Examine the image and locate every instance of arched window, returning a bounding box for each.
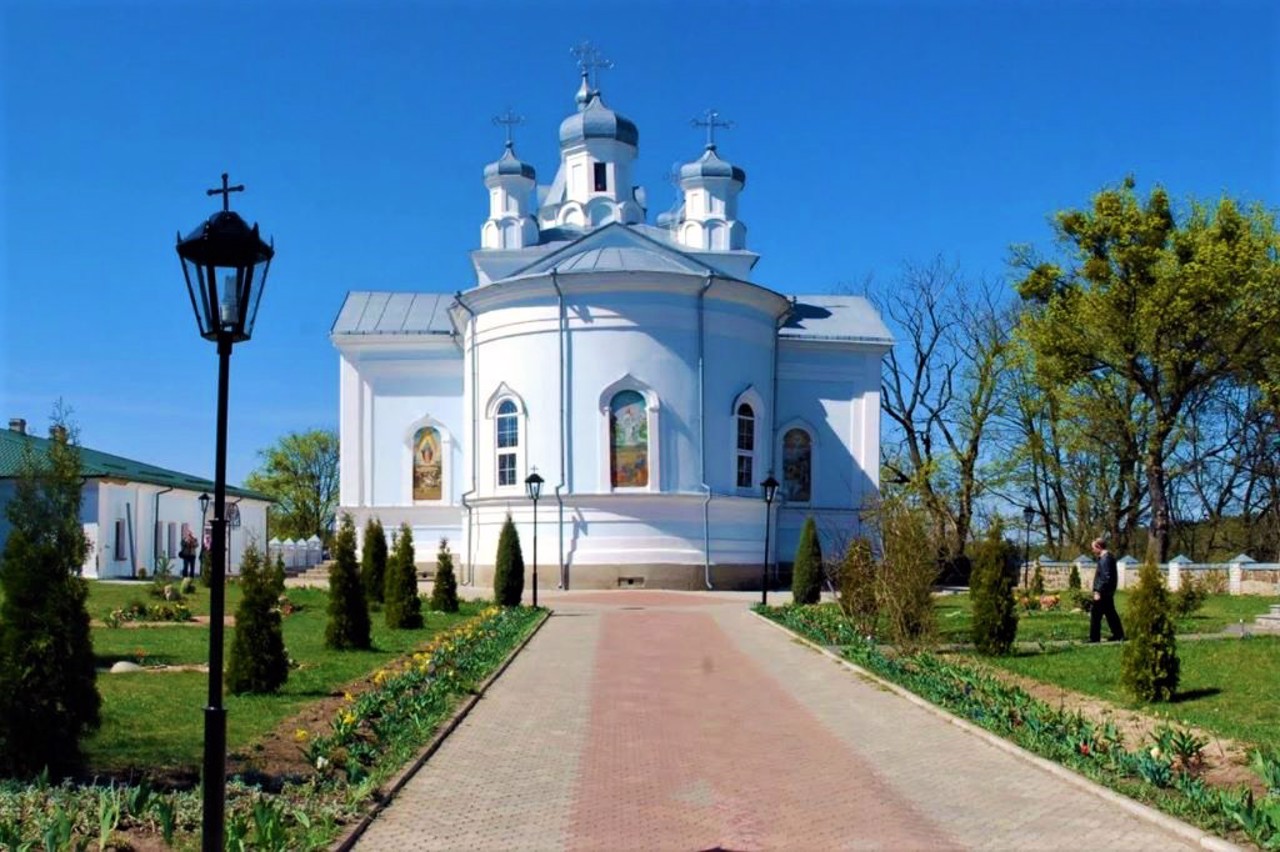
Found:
[782,428,812,503]
[736,403,755,488]
[413,426,443,501]
[610,390,648,487]
[496,399,519,487]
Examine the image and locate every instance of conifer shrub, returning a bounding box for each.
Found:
[324,514,371,650]
[384,523,423,629]
[273,552,287,596]
[493,514,525,607]
[791,516,823,605]
[1171,576,1209,618]
[837,536,878,638]
[360,517,388,605]
[1067,561,1081,592]
[430,537,460,613]
[1030,562,1046,596]
[199,547,212,587]
[1121,560,1181,702]
[227,541,289,694]
[0,416,101,777]
[969,526,1019,655]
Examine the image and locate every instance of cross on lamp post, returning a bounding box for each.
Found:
[760,475,780,606]
[1022,505,1035,588]
[176,173,274,852]
[525,471,544,608]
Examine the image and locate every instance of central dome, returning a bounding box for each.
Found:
[559,92,639,148]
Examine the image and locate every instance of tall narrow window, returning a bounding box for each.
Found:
[496,400,519,487]
[167,522,178,558]
[610,390,648,487]
[413,426,443,500]
[782,428,812,502]
[593,162,608,192]
[736,403,755,488]
[114,519,126,561]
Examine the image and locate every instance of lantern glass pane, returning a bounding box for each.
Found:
[244,257,270,339]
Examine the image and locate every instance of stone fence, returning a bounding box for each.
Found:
[1026,553,1280,595]
[267,536,325,571]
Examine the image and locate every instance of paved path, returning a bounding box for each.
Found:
[354,591,1201,851]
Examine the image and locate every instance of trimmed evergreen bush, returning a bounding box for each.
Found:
[199,547,212,587]
[0,418,100,777]
[430,537,460,613]
[791,516,823,605]
[969,526,1019,655]
[837,536,878,638]
[1121,560,1180,702]
[360,517,388,604]
[1067,561,1081,592]
[493,514,525,607]
[227,541,289,694]
[324,514,371,650]
[1030,562,1046,596]
[273,552,287,596]
[385,522,423,629]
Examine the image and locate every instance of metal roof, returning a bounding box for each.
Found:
[679,146,746,185]
[509,222,727,279]
[331,292,455,335]
[559,92,639,148]
[0,429,272,500]
[780,295,894,345]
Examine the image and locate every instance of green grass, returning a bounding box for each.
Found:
[974,636,1280,752]
[82,582,483,772]
[935,591,1280,643]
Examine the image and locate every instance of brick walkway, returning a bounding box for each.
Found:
[354,592,1202,851]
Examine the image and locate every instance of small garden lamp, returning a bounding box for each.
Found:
[197,491,210,562]
[525,471,544,608]
[760,474,780,606]
[1022,504,1035,587]
[176,172,274,852]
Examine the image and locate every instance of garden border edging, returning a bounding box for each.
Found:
[751,610,1241,852]
[330,607,551,851]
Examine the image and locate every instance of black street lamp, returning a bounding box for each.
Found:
[525,471,544,608]
[1022,505,1035,588]
[176,173,274,852]
[760,474,780,606]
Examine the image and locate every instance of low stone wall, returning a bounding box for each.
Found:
[1024,559,1279,595]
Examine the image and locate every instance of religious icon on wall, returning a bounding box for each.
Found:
[782,428,812,502]
[413,426,443,501]
[610,390,648,487]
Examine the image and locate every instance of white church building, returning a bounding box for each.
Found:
[332,64,891,590]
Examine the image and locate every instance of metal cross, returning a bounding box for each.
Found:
[691,108,734,149]
[205,173,244,212]
[570,41,614,90]
[492,107,525,147]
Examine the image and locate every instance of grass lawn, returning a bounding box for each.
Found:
[936,592,1280,643]
[974,635,1280,753]
[77,581,483,772]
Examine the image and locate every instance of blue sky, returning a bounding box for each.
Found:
[2,0,1276,487]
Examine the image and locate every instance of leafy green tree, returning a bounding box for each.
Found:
[384,523,423,629]
[430,538,459,613]
[1015,178,1280,561]
[360,518,388,604]
[837,537,878,638]
[493,515,525,607]
[324,514,370,650]
[969,525,1019,655]
[0,414,100,777]
[227,540,289,695]
[791,516,823,605]
[1121,560,1180,702]
[244,429,340,544]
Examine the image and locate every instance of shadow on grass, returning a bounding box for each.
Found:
[1172,687,1222,703]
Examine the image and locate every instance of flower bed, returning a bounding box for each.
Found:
[761,603,1280,850]
[0,604,543,850]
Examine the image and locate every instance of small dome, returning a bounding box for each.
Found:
[484,143,536,181]
[559,92,639,148]
[679,146,745,185]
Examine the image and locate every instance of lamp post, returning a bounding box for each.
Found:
[176,173,274,852]
[525,471,544,608]
[198,492,210,570]
[760,474,779,606]
[1022,505,1035,588]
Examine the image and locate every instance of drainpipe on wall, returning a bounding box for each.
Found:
[552,270,568,589]
[698,274,715,589]
[454,291,479,585]
[153,485,174,572]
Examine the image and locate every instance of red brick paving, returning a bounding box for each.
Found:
[567,609,959,851]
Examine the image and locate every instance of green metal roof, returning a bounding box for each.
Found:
[0,429,273,502]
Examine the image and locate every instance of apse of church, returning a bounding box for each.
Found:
[331,45,892,590]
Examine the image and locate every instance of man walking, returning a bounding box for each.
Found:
[1090,537,1125,643]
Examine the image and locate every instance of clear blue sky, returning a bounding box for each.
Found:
[2,0,1276,488]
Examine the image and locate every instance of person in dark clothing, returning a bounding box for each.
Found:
[179,530,198,578]
[1089,537,1125,643]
